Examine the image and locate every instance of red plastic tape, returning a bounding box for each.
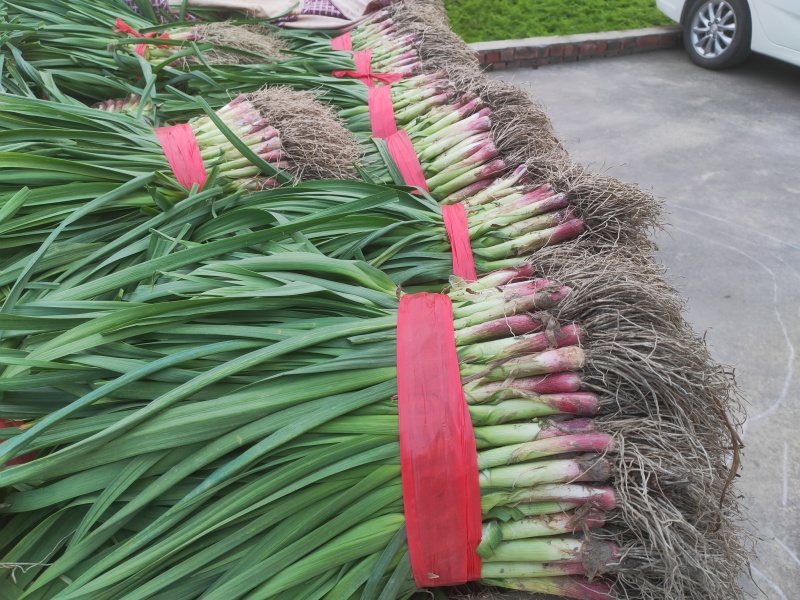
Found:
[115,18,169,57]
[154,124,208,190]
[442,203,478,282]
[368,86,398,139]
[397,292,483,587]
[386,130,428,191]
[0,419,36,466]
[332,49,403,87]
[330,32,352,51]
[353,50,373,79]
[114,18,142,37]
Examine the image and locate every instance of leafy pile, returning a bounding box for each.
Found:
[0,1,749,599]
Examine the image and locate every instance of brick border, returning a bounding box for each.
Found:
[468,26,683,70]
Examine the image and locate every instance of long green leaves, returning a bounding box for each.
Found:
[1,174,154,313]
[1,0,360,113]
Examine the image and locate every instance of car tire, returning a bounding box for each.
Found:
[683,0,752,69]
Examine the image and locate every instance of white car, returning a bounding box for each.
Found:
[656,0,800,68]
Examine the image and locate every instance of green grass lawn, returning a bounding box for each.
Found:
[443,0,676,43]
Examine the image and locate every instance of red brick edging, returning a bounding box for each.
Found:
[469,26,683,70]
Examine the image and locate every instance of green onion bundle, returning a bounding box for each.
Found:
[0,91,292,299]
[336,4,662,258]
[181,179,582,285]
[2,0,292,88]
[0,238,618,599]
[0,93,287,189]
[270,11,423,77]
[1,0,365,111]
[291,16,596,251]
[0,84,364,250]
[0,172,747,598]
[0,92,292,268]
[0,176,577,309]
[0,1,750,598]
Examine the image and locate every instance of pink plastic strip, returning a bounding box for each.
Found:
[385,129,428,191]
[397,292,483,587]
[368,86,398,139]
[353,49,373,78]
[330,31,353,51]
[332,49,403,87]
[442,203,478,282]
[154,124,208,190]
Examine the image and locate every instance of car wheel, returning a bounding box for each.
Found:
[683,0,752,69]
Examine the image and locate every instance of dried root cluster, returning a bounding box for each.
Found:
[247,87,361,181]
[183,22,288,64]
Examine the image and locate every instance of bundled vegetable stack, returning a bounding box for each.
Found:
[1,0,639,259]
[0,0,750,599]
[0,93,288,191]
[159,179,582,285]
[0,188,749,600]
[2,0,633,265]
[330,4,659,258]
[0,93,284,294]
[0,0,363,109]
[0,87,362,283]
[306,12,632,258]
[0,233,718,599]
[1,0,290,97]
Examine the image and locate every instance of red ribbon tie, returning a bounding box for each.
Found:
[368,86,398,139]
[396,293,483,587]
[330,32,353,51]
[332,49,403,87]
[385,130,427,191]
[114,18,170,57]
[154,124,208,191]
[442,203,478,282]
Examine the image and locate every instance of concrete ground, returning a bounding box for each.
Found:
[494,50,800,598]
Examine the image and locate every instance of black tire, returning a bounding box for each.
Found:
[683,0,752,69]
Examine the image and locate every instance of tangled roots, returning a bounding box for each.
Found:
[520,248,750,598]
[387,1,481,74]
[247,87,360,181]
[186,23,287,64]
[441,71,661,257]
[555,166,661,257]
[601,422,750,600]
[529,247,744,434]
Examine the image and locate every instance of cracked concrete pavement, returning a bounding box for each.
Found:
[493,49,800,599]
